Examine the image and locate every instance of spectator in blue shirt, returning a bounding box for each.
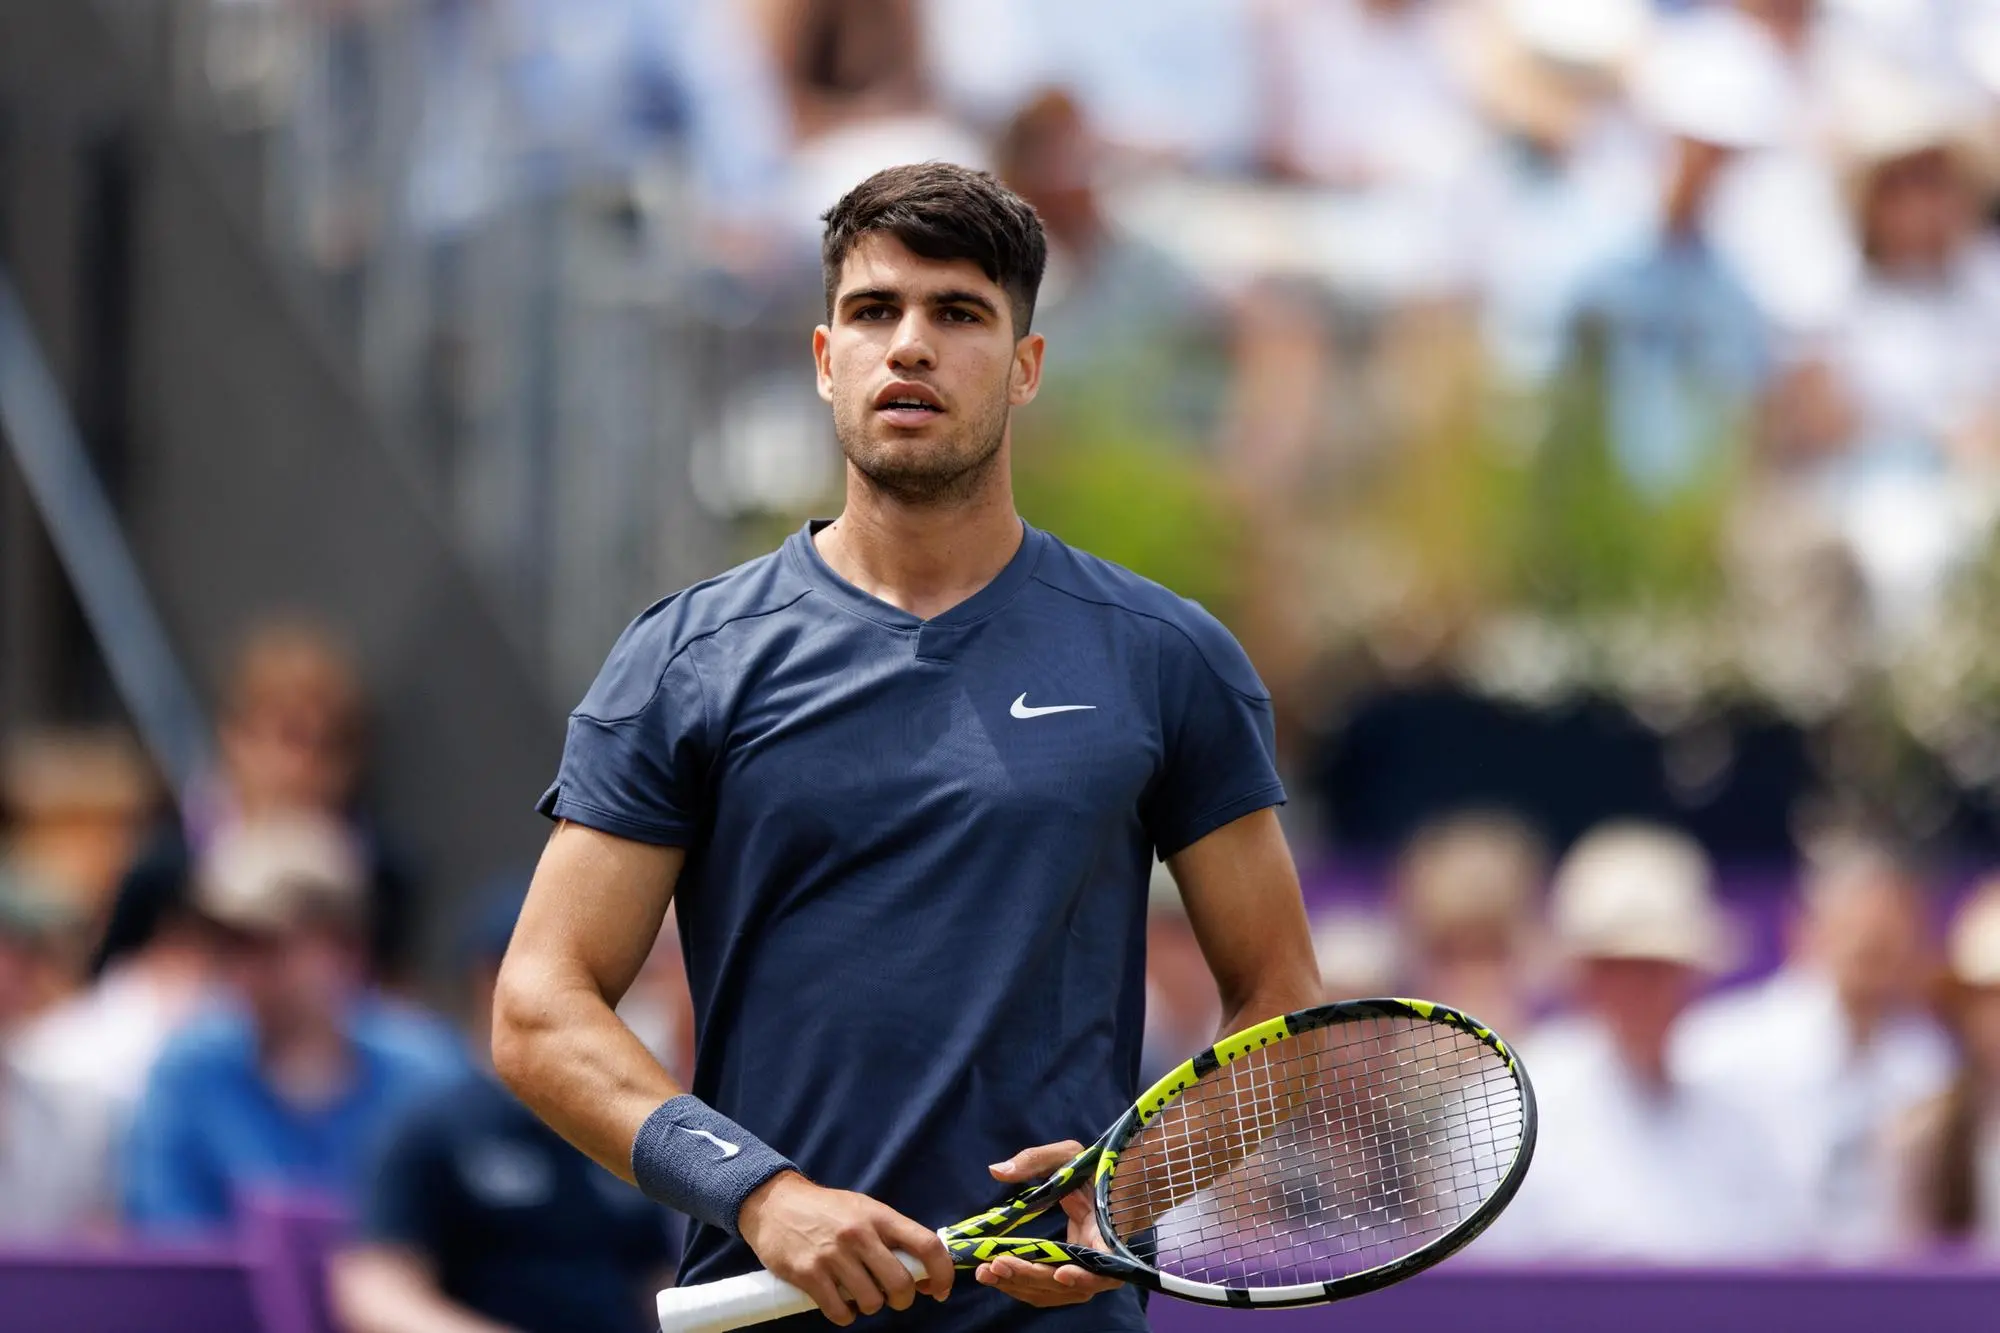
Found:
[331,878,677,1333]
[123,814,462,1233]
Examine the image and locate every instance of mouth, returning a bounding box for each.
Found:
[873,382,945,428]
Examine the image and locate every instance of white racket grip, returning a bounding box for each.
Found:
[657,1244,932,1333]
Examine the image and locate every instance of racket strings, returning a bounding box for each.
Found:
[1104,1016,1523,1288]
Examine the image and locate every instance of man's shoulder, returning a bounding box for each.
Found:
[145,1006,257,1091]
[1029,533,1265,697]
[603,548,811,673]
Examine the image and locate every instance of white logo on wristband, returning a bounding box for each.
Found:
[679,1126,742,1160]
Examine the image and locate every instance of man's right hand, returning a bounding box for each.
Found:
[736,1172,954,1326]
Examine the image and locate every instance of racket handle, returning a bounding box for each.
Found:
[658,1249,929,1333]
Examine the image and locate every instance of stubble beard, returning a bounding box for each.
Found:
[833,389,1010,507]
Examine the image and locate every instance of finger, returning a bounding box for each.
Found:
[979,1258,1095,1308]
[791,1271,856,1327]
[989,1140,1086,1181]
[827,1253,886,1318]
[1052,1264,1122,1293]
[881,1215,954,1303]
[853,1233,920,1313]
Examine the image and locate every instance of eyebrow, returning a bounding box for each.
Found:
[838,287,1000,318]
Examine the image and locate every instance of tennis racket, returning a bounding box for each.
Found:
[656,997,1535,1332]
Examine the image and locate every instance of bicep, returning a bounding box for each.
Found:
[1166,807,1317,1016]
[503,822,686,1008]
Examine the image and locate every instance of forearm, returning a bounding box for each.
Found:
[491,964,683,1184]
[1216,965,1323,1038]
[330,1249,516,1333]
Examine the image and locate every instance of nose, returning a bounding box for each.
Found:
[887,311,936,372]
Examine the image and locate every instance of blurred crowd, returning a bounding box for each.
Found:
[1145,812,2000,1265]
[0,619,694,1333]
[13,0,2000,1326]
[14,639,2000,1303]
[165,0,2000,767]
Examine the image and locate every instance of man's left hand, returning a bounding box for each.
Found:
[975,1142,1124,1309]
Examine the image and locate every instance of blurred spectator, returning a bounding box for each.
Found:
[14,867,218,1126]
[1897,877,2000,1253]
[994,89,1224,444]
[1484,823,1805,1262]
[0,863,112,1238]
[1675,835,1953,1257]
[1257,0,1480,194]
[773,0,987,232]
[1389,810,1548,1041]
[1775,66,2000,633]
[1459,0,1657,383]
[331,879,673,1333]
[95,617,419,984]
[505,0,788,212]
[123,814,461,1234]
[0,729,158,923]
[1558,7,1788,497]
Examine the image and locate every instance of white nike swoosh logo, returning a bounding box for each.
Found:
[679,1127,741,1160]
[1011,694,1097,719]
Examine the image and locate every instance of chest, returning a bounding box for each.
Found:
[706,613,1161,836]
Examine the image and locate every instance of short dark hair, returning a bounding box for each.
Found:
[820,162,1048,336]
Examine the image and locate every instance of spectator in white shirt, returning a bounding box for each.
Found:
[1674,835,1954,1258]
[1479,822,1807,1263]
[1897,876,2000,1254]
[0,867,113,1238]
[1389,810,1549,1045]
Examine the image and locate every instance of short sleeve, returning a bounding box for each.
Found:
[537,625,712,847]
[358,1097,452,1250]
[1141,609,1286,858]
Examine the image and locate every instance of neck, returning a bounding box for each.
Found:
[259,1014,354,1107]
[817,462,1024,620]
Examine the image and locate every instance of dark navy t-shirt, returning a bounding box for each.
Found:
[362,1072,675,1333]
[539,520,1285,1332]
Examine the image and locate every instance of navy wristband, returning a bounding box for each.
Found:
[630,1096,796,1234]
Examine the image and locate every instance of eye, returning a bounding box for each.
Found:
[854,304,895,322]
[940,307,981,324]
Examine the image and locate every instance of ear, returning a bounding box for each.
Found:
[812,325,834,404]
[1009,332,1046,408]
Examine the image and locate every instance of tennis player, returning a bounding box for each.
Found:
[493,163,1321,1331]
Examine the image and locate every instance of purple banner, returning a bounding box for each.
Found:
[1147,1265,2000,1333]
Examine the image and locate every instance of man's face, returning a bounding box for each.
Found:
[814,233,1043,504]
[1579,957,1698,1068]
[222,924,362,1037]
[1806,874,1928,1016]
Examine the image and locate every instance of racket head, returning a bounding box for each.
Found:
[1091,998,1536,1309]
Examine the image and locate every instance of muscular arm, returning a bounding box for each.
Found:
[491,821,685,1182]
[1169,806,1323,1031]
[492,820,951,1325]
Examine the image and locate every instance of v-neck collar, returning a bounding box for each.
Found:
[784,517,1046,630]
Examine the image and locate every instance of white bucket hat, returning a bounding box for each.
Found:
[1551,822,1733,971]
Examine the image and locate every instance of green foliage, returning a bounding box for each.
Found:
[1013,407,1246,623]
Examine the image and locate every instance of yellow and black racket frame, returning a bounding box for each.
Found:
[936,997,1538,1309]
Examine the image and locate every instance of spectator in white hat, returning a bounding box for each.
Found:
[1675,833,1953,1258]
[1478,822,1807,1263]
[1769,63,2000,637]
[1554,6,1789,499]
[123,813,463,1234]
[1897,879,2000,1253]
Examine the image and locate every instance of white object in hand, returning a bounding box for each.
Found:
[658,1246,932,1333]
